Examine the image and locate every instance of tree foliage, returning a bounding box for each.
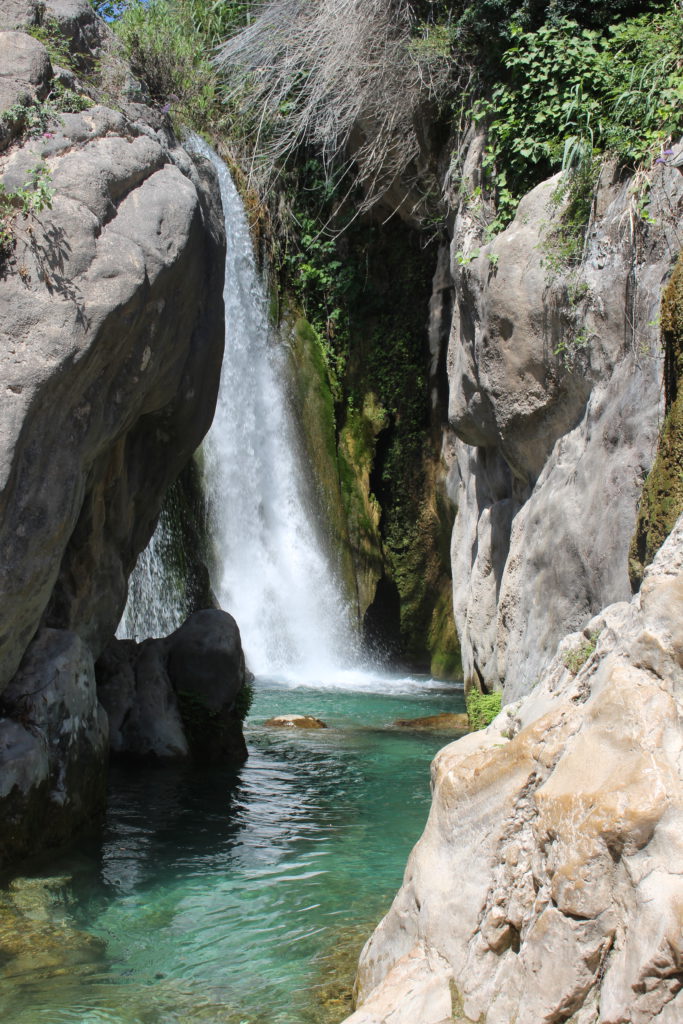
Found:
[477,6,683,227]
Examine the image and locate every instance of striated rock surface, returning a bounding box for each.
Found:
[97,610,248,764]
[446,142,683,698]
[343,512,683,1024]
[0,6,226,865]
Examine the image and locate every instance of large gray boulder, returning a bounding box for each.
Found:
[0,42,225,694]
[0,629,108,871]
[0,1,40,31]
[0,23,225,866]
[446,147,683,699]
[0,30,52,144]
[97,610,248,764]
[344,513,683,1024]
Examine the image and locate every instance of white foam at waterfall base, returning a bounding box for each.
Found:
[189,136,360,683]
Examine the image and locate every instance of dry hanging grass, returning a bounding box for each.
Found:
[215,0,460,213]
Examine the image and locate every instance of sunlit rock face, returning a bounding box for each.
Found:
[0,4,225,866]
[343,513,683,1024]
[445,141,683,699]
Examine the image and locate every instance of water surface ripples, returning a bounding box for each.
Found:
[1,676,464,1024]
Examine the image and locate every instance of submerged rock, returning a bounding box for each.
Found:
[343,513,683,1024]
[265,714,327,730]
[394,713,469,733]
[0,876,106,976]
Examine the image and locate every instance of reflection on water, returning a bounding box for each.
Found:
[0,677,464,1024]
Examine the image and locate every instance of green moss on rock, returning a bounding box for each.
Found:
[428,580,462,680]
[288,312,359,616]
[630,253,683,588]
[466,689,503,731]
[337,396,386,615]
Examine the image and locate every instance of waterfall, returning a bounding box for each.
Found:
[189,137,358,681]
[119,139,359,678]
[117,501,188,641]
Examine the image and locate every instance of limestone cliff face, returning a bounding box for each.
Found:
[0,2,225,864]
[344,511,683,1024]
[446,137,683,700]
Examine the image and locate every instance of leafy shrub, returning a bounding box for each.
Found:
[0,165,54,258]
[115,0,220,131]
[475,7,683,230]
[466,689,503,730]
[0,101,53,140]
[562,630,600,674]
[112,0,252,133]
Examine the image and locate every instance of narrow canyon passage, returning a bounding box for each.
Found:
[0,141,463,1024]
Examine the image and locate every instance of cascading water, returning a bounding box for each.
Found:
[117,501,188,641]
[190,136,359,681]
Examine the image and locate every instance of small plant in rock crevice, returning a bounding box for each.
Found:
[0,166,54,259]
[466,689,503,730]
[543,154,600,275]
[0,86,94,146]
[562,630,600,674]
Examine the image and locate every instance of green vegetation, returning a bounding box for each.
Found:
[207,0,682,233]
[474,7,683,230]
[104,0,253,134]
[562,630,600,674]
[0,166,54,257]
[233,676,254,722]
[1,84,93,142]
[466,689,503,730]
[630,251,683,587]
[27,16,78,68]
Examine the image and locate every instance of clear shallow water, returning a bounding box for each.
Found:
[1,675,464,1024]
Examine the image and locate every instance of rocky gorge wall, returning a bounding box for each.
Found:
[337,118,683,1022]
[445,134,683,701]
[344,510,683,1024]
[0,0,231,867]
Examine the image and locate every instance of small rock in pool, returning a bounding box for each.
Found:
[394,712,469,732]
[264,714,327,730]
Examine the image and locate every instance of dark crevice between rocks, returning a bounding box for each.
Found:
[362,576,401,664]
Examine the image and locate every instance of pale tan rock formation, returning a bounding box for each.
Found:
[265,714,327,729]
[394,712,469,732]
[343,513,683,1024]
